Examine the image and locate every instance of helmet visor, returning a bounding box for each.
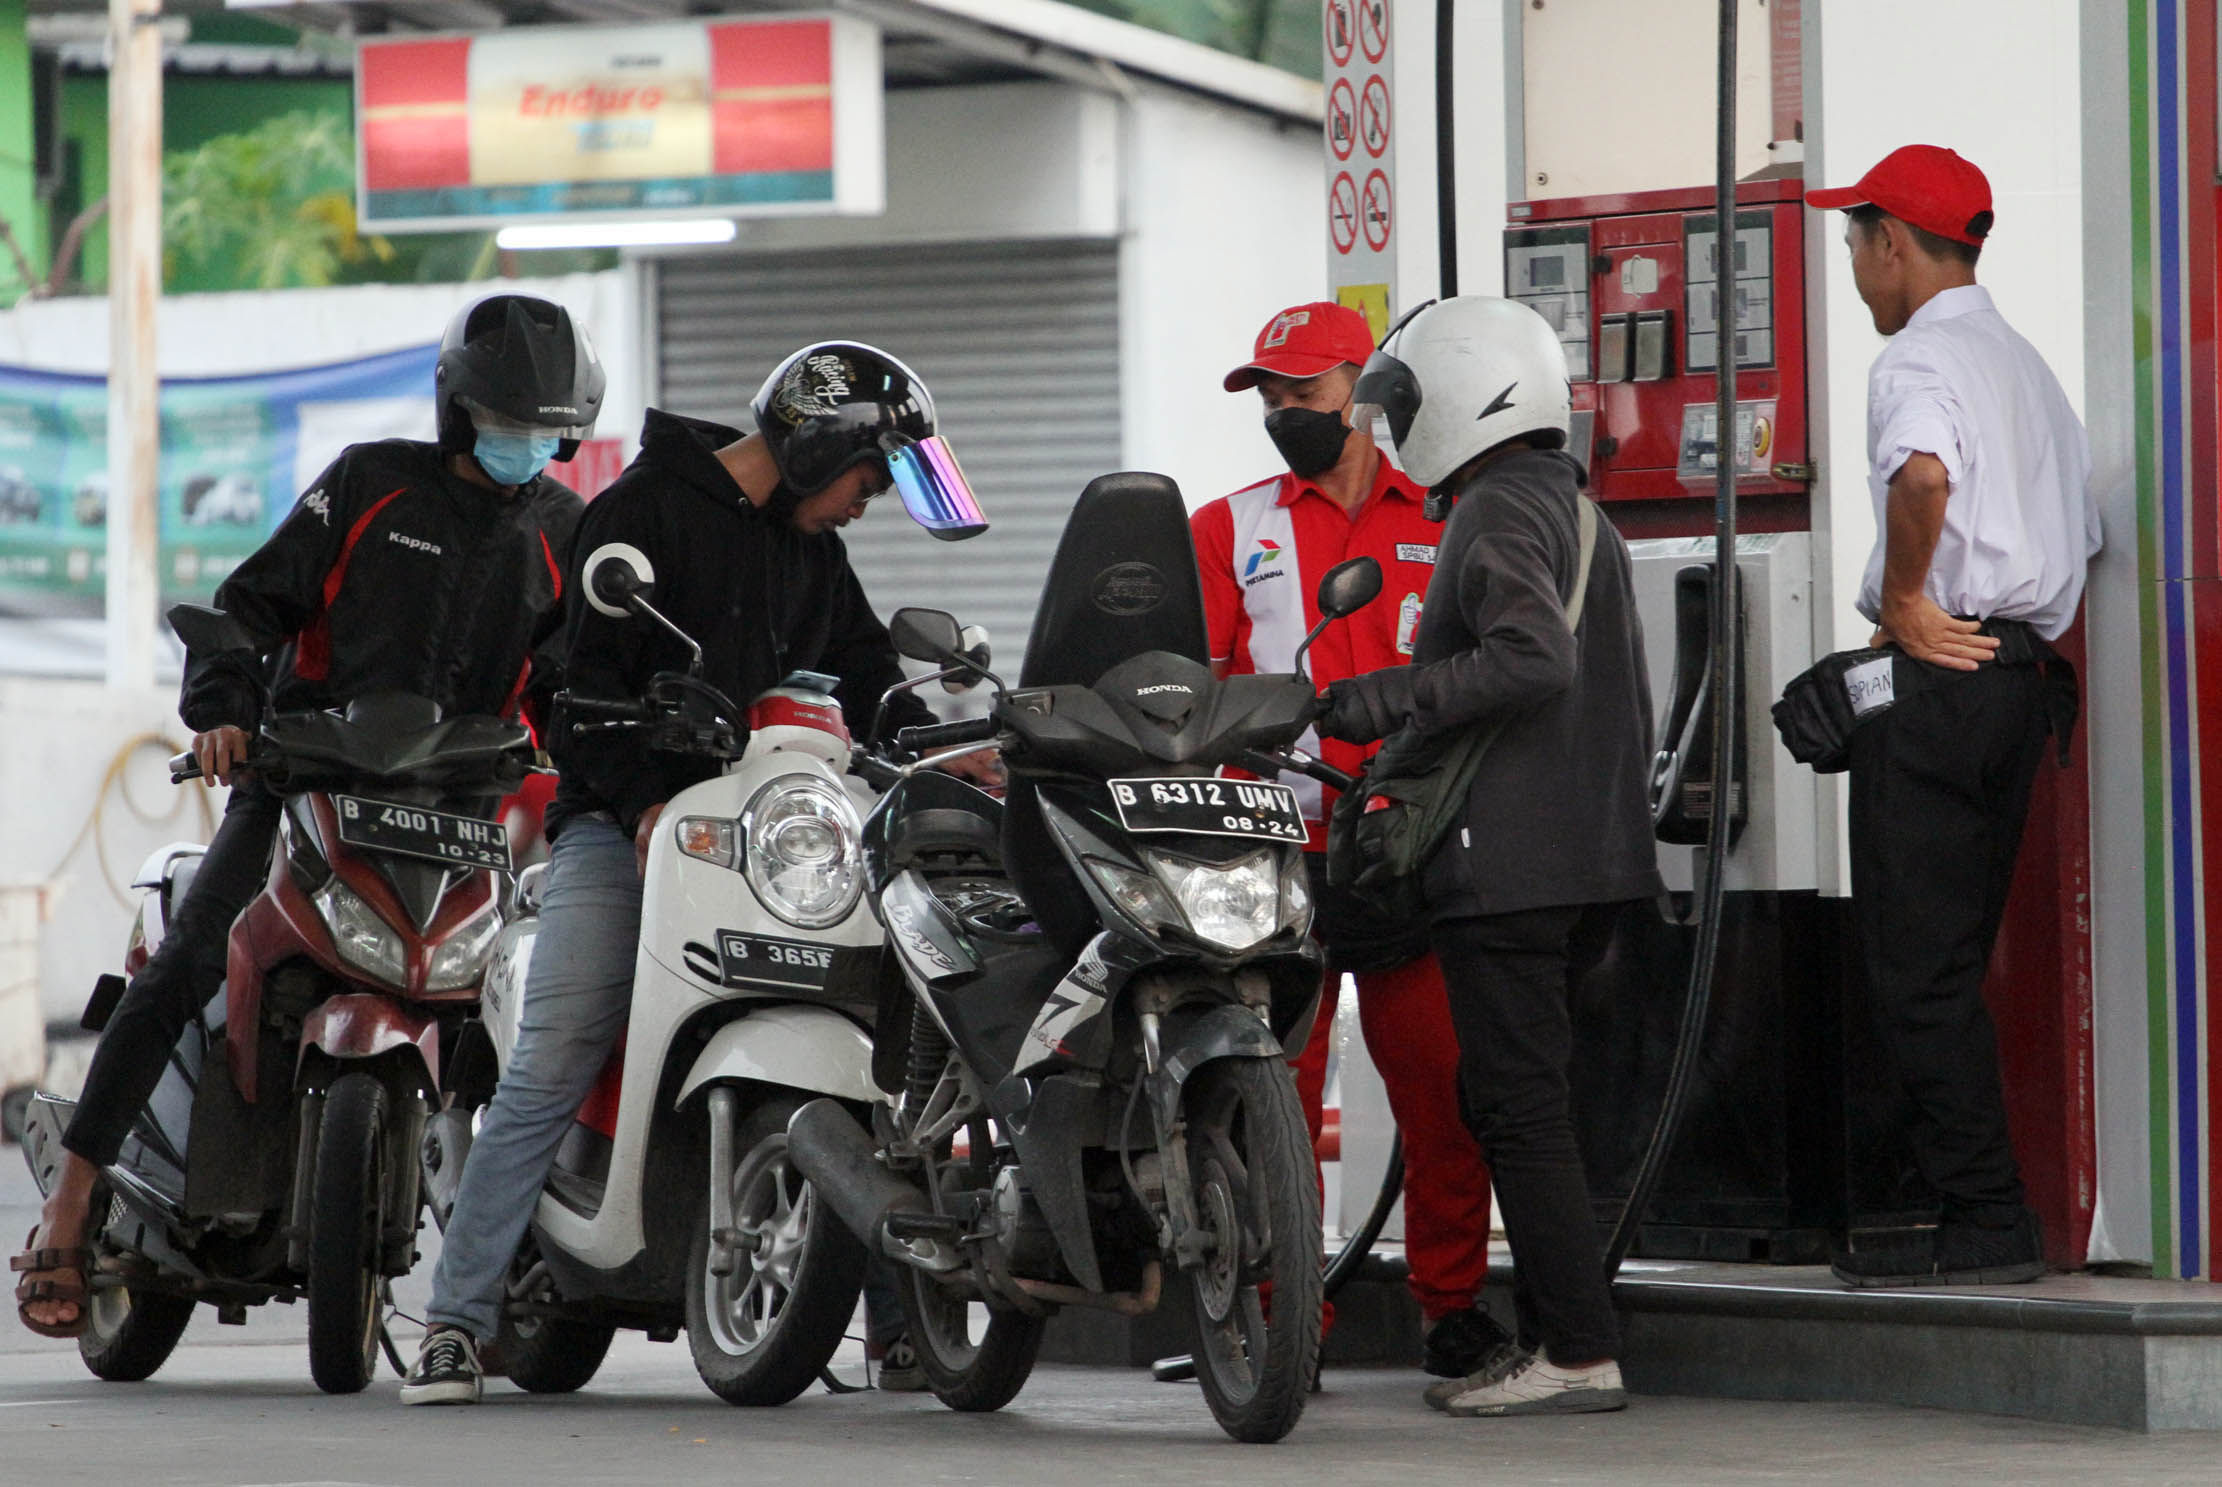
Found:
[884,435,988,542]
[460,396,595,444]
[1349,350,1421,458]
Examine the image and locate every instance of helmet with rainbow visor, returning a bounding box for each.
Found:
[751,341,987,541]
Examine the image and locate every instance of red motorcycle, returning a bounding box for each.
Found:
[19,604,535,1393]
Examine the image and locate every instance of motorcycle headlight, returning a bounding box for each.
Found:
[1145,848,1284,953]
[426,901,501,992]
[1280,859,1313,937]
[1085,856,1183,934]
[316,880,407,988]
[741,774,864,929]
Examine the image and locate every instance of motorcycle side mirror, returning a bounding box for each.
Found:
[583,542,656,620]
[890,607,964,664]
[166,602,256,656]
[1316,556,1383,620]
[942,625,992,694]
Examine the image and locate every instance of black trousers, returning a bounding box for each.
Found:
[1432,903,1623,1366]
[1847,655,2050,1221]
[63,779,282,1167]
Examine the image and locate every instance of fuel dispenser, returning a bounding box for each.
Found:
[1506,180,1938,1262]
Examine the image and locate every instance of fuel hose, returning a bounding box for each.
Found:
[1598,0,1741,1275]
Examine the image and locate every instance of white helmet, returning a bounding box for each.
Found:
[1351,296,1572,488]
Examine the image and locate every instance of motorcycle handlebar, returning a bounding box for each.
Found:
[1238,748,1355,794]
[168,750,200,784]
[895,716,997,756]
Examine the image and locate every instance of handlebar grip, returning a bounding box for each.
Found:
[896,716,997,755]
[169,750,202,784]
[561,694,649,719]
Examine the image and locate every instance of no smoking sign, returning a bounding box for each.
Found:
[1329,172,1360,255]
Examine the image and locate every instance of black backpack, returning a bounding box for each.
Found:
[1325,497,1600,924]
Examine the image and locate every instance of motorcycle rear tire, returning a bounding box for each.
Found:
[499,1312,616,1394]
[686,1096,866,1406]
[895,1265,1044,1413]
[307,1071,388,1395]
[78,1283,195,1383]
[1180,1056,1322,1444]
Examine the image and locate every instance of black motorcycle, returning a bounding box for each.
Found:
[788,472,1379,1443]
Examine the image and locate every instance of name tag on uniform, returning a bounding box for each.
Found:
[1396,543,1437,564]
[1843,655,1896,717]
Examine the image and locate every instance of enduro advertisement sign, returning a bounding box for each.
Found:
[0,346,435,627]
[356,15,885,231]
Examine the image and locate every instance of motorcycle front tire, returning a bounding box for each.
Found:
[307,1071,387,1395]
[1180,1056,1322,1444]
[686,1095,866,1406]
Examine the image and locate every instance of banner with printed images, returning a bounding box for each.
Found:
[0,345,438,626]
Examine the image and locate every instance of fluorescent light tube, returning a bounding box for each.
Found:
[495,220,739,250]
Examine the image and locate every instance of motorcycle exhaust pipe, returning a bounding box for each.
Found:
[785,1099,959,1271]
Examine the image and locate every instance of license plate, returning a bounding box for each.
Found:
[1107,777,1306,843]
[334,795,513,872]
[716,930,834,989]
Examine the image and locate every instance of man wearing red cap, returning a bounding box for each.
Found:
[1189,301,1511,1381]
[1805,146,2100,1288]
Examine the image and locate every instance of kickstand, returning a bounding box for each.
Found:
[1150,1353,1197,1383]
[819,1365,870,1395]
[378,1317,408,1378]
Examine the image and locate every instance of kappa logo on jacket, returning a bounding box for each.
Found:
[387,530,444,556]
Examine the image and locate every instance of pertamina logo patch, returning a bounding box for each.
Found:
[1261,310,1312,349]
[1243,538,1286,583]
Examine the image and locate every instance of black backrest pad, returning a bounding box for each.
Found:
[1018,472,1208,690]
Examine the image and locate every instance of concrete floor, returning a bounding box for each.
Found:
[8,1161,2222,1486]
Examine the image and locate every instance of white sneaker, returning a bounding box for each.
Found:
[400,1326,483,1406]
[1442,1354,1625,1417]
[1423,1343,1533,1411]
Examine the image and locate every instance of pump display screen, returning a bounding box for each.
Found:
[1684,213,1775,373]
[1506,226,1593,382]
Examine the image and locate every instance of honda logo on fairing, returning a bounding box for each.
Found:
[1134,684,1193,697]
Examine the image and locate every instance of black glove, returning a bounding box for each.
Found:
[1316,670,1414,744]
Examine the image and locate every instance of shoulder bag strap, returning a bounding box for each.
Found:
[1563,496,1600,633]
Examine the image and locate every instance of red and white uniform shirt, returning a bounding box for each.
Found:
[1191,458,1440,845]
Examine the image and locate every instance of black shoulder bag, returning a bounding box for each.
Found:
[1325,497,1601,924]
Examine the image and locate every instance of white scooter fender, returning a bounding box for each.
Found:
[675,1004,880,1109]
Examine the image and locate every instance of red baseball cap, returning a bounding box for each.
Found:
[1223,301,1377,392]
[1805,144,1994,246]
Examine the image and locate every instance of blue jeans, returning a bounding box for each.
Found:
[427,818,640,1340]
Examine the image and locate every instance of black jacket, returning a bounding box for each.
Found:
[545,408,934,840]
[180,438,583,736]
[1330,449,1663,916]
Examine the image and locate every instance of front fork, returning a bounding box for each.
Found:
[704,1085,748,1279]
[1141,971,1278,1274]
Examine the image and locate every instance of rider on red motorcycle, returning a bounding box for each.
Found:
[13,294,604,1340]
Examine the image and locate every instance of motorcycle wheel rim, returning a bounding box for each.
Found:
[702,1136,812,1357]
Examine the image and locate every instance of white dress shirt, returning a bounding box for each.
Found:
[1857,284,2101,641]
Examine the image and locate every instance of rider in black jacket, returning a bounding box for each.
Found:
[406,341,995,1404]
[14,295,604,1340]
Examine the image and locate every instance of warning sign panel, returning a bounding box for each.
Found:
[1326,0,1394,312]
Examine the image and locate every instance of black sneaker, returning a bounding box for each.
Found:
[1421,1305,1519,1380]
[400,1325,483,1405]
[1831,1208,2045,1289]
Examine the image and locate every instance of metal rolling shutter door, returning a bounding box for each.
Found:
[655,241,1121,682]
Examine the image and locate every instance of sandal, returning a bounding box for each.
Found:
[12,1226,93,1340]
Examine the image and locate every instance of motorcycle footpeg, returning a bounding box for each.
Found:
[882,1211,967,1242]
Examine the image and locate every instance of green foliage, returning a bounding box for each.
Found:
[161,110,389,291]
[1062,0,1323,79]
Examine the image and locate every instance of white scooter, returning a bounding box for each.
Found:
[423,543,940,1405]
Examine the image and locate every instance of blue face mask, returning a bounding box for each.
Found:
[474,431,561,487]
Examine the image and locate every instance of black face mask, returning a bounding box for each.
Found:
[1264,406,1352,479]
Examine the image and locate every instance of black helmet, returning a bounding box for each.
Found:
[435,294,606,461]
[751,341,935,494]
